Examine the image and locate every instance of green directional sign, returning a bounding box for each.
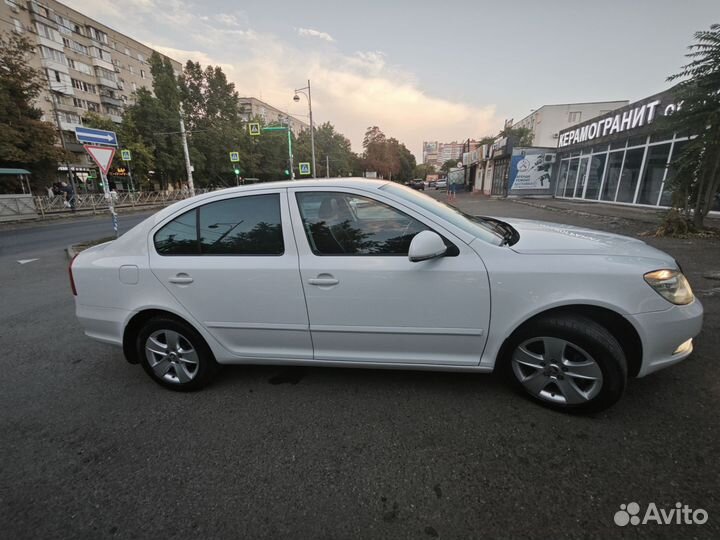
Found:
[248,123,261,136]
[299,162,311,175]
[229,151,240,162]
[120,149,132,161]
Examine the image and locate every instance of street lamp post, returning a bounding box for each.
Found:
[293,79,316,178]
[46,84,78,207]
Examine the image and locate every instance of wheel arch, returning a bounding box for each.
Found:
[497,304,643,378]
[123,308,201,364]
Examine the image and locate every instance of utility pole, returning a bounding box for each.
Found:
[179,104,195,196]
[293,80,317,178]
[326,155,330,178]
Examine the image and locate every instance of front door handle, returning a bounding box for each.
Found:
[169,273,194,284]
[308,274,339,286]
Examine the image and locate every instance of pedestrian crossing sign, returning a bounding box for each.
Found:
[248,123,261,136]
[299,162,311,175]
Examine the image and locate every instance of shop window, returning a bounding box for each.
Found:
[584,154,607,200]
[574,157,589,198]
[564,159,579,197]
[627,135,648,148]
[616,148,645,203]
[659,140,689,206]
[610,140,627,150]
[555,160,570,196]
[568,111,582,123]
[637,144,671,205]
[601,151,624,201]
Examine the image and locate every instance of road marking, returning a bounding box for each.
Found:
[17,258,39,264]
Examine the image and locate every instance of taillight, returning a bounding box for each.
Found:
[69,253,79,296]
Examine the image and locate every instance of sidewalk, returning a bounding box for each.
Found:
[436,190,719,227]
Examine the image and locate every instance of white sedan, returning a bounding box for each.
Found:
[70,179,703,412]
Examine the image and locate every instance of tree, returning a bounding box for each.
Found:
[413,163,435,180]
[0,32,66,192]
[440,158,460,174]
[500,126,534,146]
[659,24,720,230]
[294,122,357,177]
[361,126,415,180]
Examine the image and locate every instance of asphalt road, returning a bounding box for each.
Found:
[0,197,718,539]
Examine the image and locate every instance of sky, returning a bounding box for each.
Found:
[64,0,719,159]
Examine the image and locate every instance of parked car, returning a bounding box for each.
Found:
[427,181,437,189]
[71,179,702,412]
[408,180,425,191]
[435,179,447,190]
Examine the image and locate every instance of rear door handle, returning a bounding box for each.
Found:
[308,274,339,286]
[169,273,194,284]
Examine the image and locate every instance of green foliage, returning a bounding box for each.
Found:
[361,126,415,181]
[659,24,720,230]
[0,32,66,191]
[413,163,435,180]
[294,122,357,177]
[500,126,534,146]
[440,159,460,174]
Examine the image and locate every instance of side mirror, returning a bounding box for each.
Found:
[408,231,447,262]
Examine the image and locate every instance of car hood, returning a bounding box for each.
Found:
[501,217,674,262]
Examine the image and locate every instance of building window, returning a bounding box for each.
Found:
[637,143,671,205]
[137,53,145,63]
[568,111,582,123]
[131,82,137,92]
[128,65,134,74]
[38,46,67,64]
[584,154,607,200]
[140,69,146,79]
[659,140,689,206]
[615,147,645,203]
[12,18,23,33]
[35,22,58,41]
[71,79,97,94]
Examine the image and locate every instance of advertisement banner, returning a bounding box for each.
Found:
[508,149,552,192]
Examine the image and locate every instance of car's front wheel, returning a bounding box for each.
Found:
[503,314,627,413]
[136,316,218,391]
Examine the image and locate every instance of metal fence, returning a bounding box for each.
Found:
[31,189,216,218]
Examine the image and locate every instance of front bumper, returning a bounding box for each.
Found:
[632,299,704,377]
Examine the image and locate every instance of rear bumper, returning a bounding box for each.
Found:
[633,299,704,377]
[75,302,128,347]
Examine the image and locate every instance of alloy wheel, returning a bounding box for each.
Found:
[511,336,603,405]
[144,329,200,384]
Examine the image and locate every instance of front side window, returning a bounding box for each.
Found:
[296,192,428,255]
[154,194,284,256]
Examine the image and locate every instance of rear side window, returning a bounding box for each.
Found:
[154,194,284,256]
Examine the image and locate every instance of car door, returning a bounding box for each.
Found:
[288,186,490,366]
[148,189,312,360]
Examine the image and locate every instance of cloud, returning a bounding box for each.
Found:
[62,0,501,157]
[297,27,335,43]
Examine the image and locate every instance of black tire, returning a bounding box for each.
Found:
[500,314,627,413]
[136,316,218,391]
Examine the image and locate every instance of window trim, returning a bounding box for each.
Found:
[153,193,286,257]
[294,190,459,258]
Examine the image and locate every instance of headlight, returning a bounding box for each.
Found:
[643,269,694,305]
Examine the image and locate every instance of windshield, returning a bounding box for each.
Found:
[380,183,504,245]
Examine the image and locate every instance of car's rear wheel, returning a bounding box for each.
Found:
[136,317,218,391]
[502,314,627,413]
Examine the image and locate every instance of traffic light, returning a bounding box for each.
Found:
[284,169,290,176]
[234,168,240,175]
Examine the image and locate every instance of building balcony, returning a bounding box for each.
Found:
[96,77,119,90]
[59,119,83,132]
[40,58,69,75]
[91,56,115,72]
[100,95,124,108]
[108,114,123,124]
[49,81,74,95]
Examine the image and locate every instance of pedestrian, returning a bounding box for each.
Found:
[46,186,54,198]
[61,182,76,212]
[448,178,458,201]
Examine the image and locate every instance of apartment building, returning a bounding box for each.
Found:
[423,140,480,168]
[1,0,182,173]
[511,100,629,148]
[238,97,309,136]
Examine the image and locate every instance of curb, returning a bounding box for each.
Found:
[66,244,77,260]
[509,198,641,224]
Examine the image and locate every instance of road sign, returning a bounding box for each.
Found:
[229,151,240,162]
[84,145,116,175]
[120,149,132,161]
[75,126,118,146]
[299,162,311,175]
[248,123,261,136]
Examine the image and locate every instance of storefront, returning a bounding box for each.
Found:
[490,137,511,196]
[554,88,698,208]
